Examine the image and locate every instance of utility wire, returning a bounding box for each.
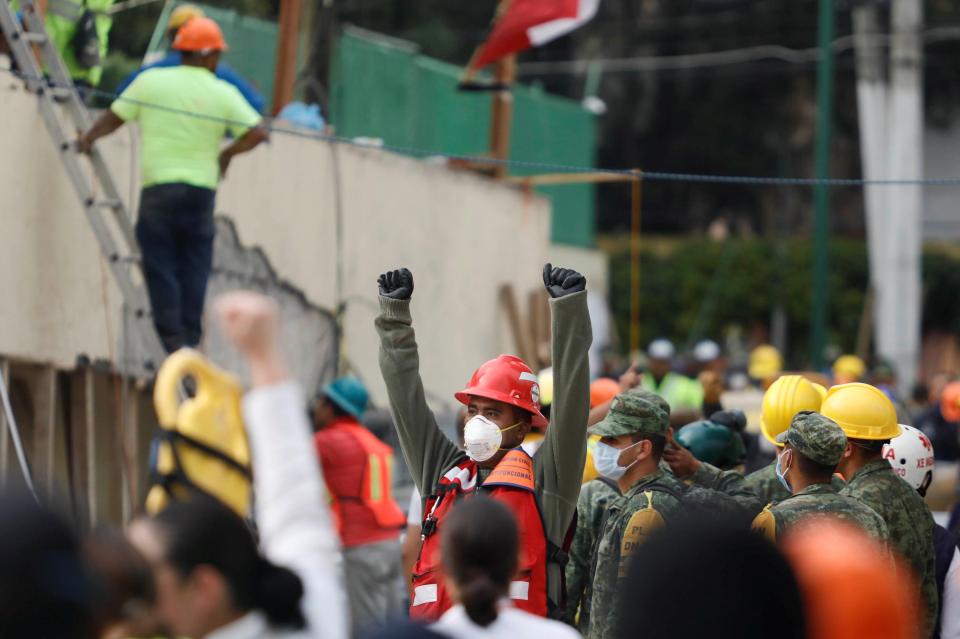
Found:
[518,26,960,75]
[0,64,956,187]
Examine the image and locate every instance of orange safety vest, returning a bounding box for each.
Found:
[409,449,548,621]
[316,420,406,547]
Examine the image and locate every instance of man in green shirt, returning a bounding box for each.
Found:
[78,16,266,352]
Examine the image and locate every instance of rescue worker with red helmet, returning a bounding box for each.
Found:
[375,264,591,621]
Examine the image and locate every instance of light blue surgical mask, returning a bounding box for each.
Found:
[775,449,792,493]
[594,440,642,481]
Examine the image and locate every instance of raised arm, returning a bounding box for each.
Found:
[536,264,593,544]
[375,268,465,496]
[215,292,348,639]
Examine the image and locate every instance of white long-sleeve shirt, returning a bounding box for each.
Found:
[225,381,348,639]
[942,548,960,639]
[432,604,580,639]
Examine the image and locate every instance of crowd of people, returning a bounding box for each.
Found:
[4,263,960,639]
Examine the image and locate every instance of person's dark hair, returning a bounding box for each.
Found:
[152,498,305,630]
[630,432,666,459]
[850,438,887,454]
[324,395,351,419]
[790,448,836,483]
[82,526,154,633]
[617,515,805,639]
[441,498,518,627]
[0,492,96,638]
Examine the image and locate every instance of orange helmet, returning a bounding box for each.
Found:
[172,16,228,53]
[455,355,547,428]
[590,378,621,409]
[782,521,917,639]
[942,381,960,422]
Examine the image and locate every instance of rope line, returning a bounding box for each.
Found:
[0,64,955,187]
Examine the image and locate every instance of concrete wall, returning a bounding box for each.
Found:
[0,85,551,409]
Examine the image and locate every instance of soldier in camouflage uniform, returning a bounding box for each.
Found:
[568,390,761,635]
[751,411,888,543]
[563,475,619,631]
[823,383,938,637]
[563,387,664,632]
[585,393,686,639]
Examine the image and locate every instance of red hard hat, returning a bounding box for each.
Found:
[172,16,228,52]
[455,355,548,428]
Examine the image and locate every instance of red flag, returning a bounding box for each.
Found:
[469,0,600,71]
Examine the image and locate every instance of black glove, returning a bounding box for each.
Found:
[709,409,747,433]
[542,263,586,298]
[378,268,414,300]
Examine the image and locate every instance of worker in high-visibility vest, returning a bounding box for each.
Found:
[311,377,406,636]
[12,0,114,89]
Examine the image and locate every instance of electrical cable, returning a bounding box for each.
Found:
[0,64,956,187]
[517,26,960,75]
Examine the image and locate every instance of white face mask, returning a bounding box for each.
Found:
[463,415,520,462]
[593,440,643,481]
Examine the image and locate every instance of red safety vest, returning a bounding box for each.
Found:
[409,449,548,621]
[315,419,406,548]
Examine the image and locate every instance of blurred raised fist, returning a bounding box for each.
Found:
[542,263,586,299]
[378,268,415,300]
[214,291,279,361]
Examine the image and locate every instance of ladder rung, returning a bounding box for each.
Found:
[87,198,123,209]
[18,32,47,44]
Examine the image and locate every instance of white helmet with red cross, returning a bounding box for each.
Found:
[883,424,935,496]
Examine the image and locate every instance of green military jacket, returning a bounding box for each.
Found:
[744,459,846,507]
[743,461,792,506]
[841,459,938,637]
[375,291,592,612]
[686,461,765,517]
[564,477,620,632]
[588,469,686,639]
[752,482,889,543]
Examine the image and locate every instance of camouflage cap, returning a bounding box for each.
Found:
[776,410,847,466]
[622,386,671,419]
[588,393,670,438]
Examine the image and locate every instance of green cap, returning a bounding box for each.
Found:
[622,386,671,419]
[776,410,847,466]
[588,393,669,438]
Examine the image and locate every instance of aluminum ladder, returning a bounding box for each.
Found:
[0,0,164,377]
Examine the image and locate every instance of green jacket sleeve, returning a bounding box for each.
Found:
[533,291,592,610]
[689,462,765,518]
[375,297,466,497]
[535,290,592,540]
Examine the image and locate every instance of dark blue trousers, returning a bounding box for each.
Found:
[135,183,216,353]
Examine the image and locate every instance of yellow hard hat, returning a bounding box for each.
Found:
[819,382,901,441]
[168,4,205,31]
[537,367,553,407]
[760,375,826,445]
[832,355,866,382]
[749,344,783,381]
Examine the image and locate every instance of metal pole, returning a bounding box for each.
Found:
[810,0,835,370]
[629,173,643,355]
